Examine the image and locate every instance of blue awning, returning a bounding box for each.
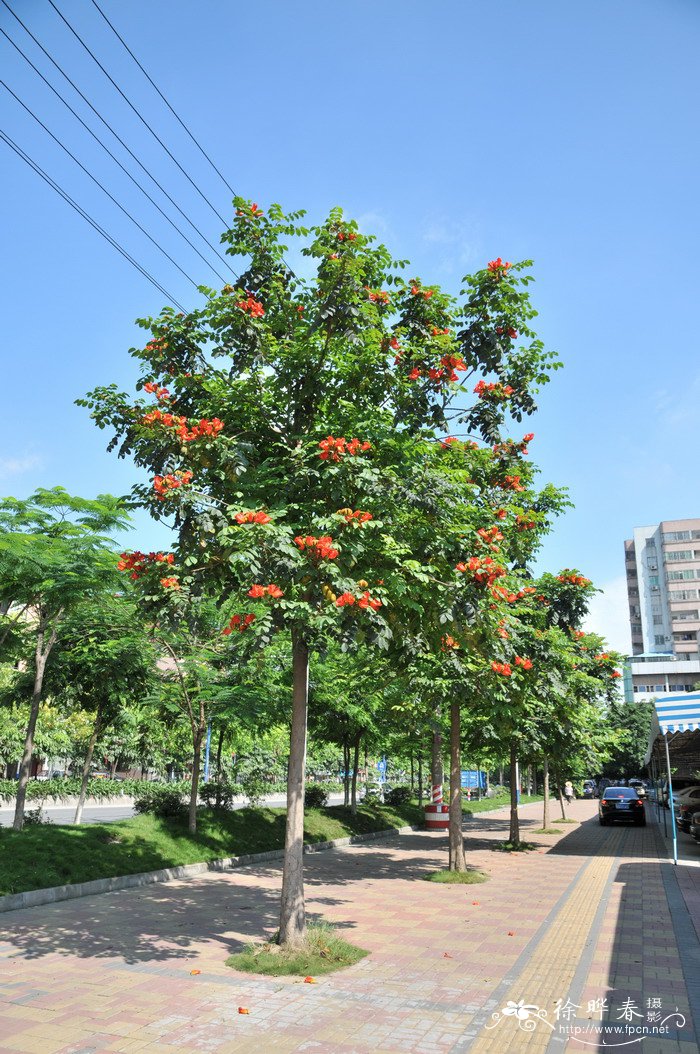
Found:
[654,693,700,734]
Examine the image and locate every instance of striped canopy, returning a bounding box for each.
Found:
[654,693,700,735]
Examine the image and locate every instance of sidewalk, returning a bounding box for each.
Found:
[0,799,697,1053]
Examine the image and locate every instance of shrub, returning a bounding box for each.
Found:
[385,785,412,806]
[305,784,329,808]
[362,785,383,805]
[22,807,51,826]
[200,779,235,810]
[133,785,187,819]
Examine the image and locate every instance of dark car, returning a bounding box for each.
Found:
[582,780,597,799]
[675,798,700,832]
[599,786,646,826]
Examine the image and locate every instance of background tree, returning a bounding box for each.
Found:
[0,487,128,829]
[43,595,157,822]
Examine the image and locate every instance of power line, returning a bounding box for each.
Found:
[0,126,187,311]
[0,0,235,277]
[0,24,230,285]
[1,78,201,289]
[89,0,236,199]
[46,0,229,227]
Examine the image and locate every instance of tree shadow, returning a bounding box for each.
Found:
[0,868,341,966]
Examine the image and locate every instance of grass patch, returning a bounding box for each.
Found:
[462,793,543,816]
[0,802,424,897]
[492,840,539,852]
[532,828,563,835]
[423,869,489,884]
[226,922,367,977]
[553,818,578,824]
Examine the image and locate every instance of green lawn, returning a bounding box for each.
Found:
[463,793,543,815]
[0,796,547,898]
[0,802,424,897]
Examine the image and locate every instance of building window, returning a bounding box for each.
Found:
[667,570,697,581]
[670,590,699,601]
[672,610,699,621]
[666,550,694,562]
[652,615,663,625]
[663,531,691,542]
[654,634,666,645]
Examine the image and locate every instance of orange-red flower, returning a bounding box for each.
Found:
[318,436,371,462]
[337,509,373,524]
[153,470,193,500]
[222,613,256,635]
[294,535,339,560]
[557,571,591,587]
[236,294,265,318]
[247,583,284,599]
[491,661,512,676]
[487,258,512,274]
[235,510,272,525]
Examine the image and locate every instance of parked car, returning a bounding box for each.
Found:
[675,798,700,832]
[689,811,700,843]
[597,778,613,797]
[598,786,646,826]
[628,778,647,797]
[670,786,700,813]
[582,780,597,799]
[659,778,700,808]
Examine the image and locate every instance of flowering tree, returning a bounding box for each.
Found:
[81,201,559,944]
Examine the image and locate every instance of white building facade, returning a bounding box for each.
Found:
[624,518,700,701]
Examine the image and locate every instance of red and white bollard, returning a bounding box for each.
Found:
[424,784,450,830]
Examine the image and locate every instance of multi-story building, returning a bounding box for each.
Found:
[623,518,700,701]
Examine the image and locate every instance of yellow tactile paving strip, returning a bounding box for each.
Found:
[469,828,624,1052]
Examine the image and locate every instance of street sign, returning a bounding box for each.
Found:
[461,769,486,789]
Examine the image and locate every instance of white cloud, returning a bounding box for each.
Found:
[582,575,631,655]
[0,453,42,480]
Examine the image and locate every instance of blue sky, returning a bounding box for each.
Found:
[1,0,698,652]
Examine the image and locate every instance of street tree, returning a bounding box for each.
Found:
[80,201,559,944]
[0,487,128,829]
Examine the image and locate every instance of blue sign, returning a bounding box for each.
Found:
[377,757,388,779]
[461,769,486,789]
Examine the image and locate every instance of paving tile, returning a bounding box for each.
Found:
[0,801,698,1052]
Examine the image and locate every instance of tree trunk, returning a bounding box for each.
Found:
[542,757,550,829]
[509,740,520,846]
[449,698,466,871]
[431,725,443,801]
[109,756,118,779]
[554,765,567,819]
[74,704,103,825]
[13,630,52,830]
[279,633,309,947]
[350,733,361,815]
[498,764,504,787]
[215,725,225,808]
[410,752,414,793]
[189,727,204,834]
[418,754,423,804]
[343,738,350,806]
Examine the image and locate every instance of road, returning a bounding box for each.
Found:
[0,792,347,826]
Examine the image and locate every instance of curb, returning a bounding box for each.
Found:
[0,824,421,915]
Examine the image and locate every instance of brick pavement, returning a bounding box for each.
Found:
[0,799,697,1053]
